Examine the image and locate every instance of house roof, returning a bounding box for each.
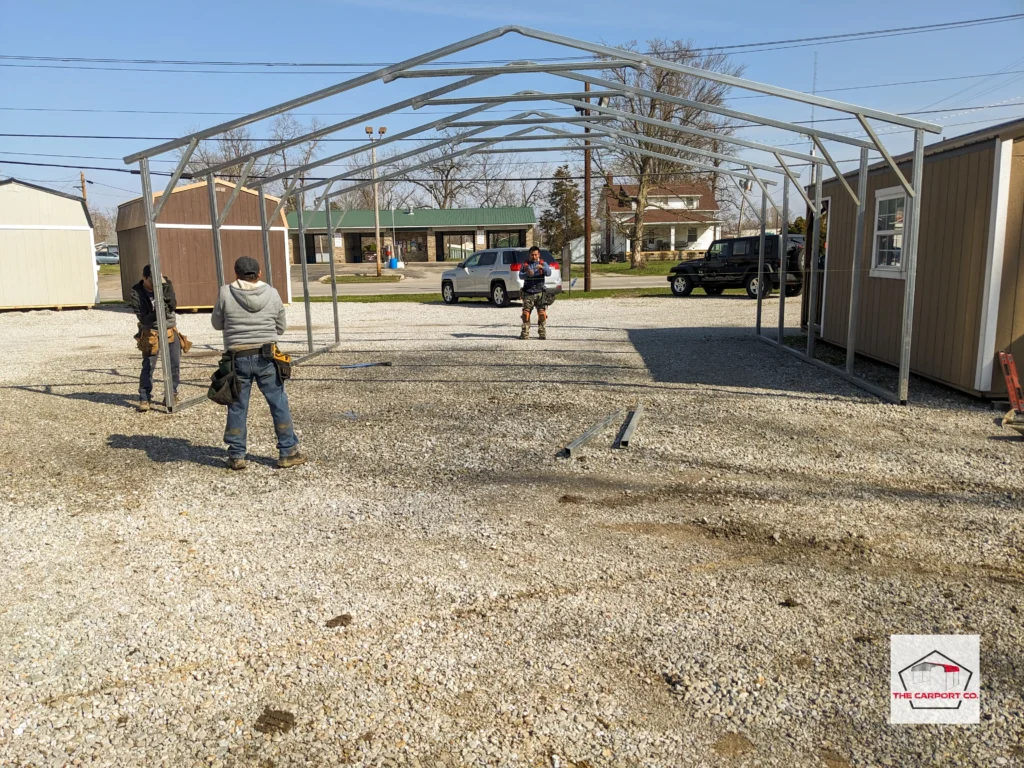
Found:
[603,182,719,212]
[0,178,93,228]
[612,209,721,225]
[288,206,536,230]
[824,116,1024,184]
[119,177,283,205]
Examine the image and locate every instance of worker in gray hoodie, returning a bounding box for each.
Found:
[212,256,306,471]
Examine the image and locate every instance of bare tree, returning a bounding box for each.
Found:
[402,132,478,208]
[333,145,416,211]
[89,206,117,243]
[593,39,742,268]
[174,113,326,210]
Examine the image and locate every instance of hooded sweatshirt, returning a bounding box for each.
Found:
[211,279,287,351]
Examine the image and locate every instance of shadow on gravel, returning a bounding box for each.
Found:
[628,326,841,396]
[107,434,277,468]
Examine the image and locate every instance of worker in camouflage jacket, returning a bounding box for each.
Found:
[130,264,182,411]
[519,246,552,340]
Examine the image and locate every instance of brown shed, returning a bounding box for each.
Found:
[116,180,291,308]
[806,117,1024,397]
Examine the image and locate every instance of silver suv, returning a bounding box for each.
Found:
[440,248,561,307]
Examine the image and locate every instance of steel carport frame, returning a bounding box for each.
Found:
[124,26,940,412]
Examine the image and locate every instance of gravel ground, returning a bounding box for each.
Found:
[0,296,1021,767]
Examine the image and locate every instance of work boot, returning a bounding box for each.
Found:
[519,324,529,340]
[538,325,547,340]
[226,457,247,471]
[136,400,151,413]
[277,452,308,469]
[174,392,183,405]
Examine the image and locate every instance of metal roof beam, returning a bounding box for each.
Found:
[422,90,622,106]
[256,102,497,187]
[774,153,816,209]
[314,123,540,207]
[124,26,518,163]
[536,118,784,176]
[509,25,942,133]
[443,115,615,127]
[812,136,859,205]
[553,71,878,149]
[856,115,915,197]
[188,74,495,179]
[555,97,825,165]
[383,59,642,81]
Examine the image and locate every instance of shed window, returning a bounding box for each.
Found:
[871,188,906,278]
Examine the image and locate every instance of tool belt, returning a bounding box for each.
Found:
[135,325,191,356]
[208,353,240,406]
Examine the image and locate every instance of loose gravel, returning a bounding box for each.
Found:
[0,295,1022,767]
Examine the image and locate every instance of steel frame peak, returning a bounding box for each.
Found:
[124,25,939,408]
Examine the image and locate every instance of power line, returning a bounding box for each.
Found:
[729,69,1024,101]
[0,14,1019,73]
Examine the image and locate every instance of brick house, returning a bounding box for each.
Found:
[286,206,536,264]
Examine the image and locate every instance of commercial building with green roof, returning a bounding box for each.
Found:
[286,206,536,264]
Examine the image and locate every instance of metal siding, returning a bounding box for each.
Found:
[0,229,95,308]
[819,144,997,392]
[0,183,89,227]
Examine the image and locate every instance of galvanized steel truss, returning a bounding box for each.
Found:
[124,26,940,411]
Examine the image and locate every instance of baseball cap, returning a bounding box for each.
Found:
[234,256,261,278]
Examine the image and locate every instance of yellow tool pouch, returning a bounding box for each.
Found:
[271,344,292,381]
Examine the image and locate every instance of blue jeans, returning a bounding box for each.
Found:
[224,354,299,460]
[140,335,181,401]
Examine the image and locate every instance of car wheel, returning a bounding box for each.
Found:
[442,281,458,304]
[490,282,509,307]
[703,286,723,296]
[744,273,770,299]
[785,284,803,298]
[670,274,694,297]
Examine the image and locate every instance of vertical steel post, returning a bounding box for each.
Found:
[583,81,592,292]
[755,192,767,335]
[296,205,314,352]
[897,129,926,404]
[258,186,274,288]
[324,204,341,343]
[778,176,789,342]
[845,147,870,374]
[207,175,226,288]
[138,158,175,412]
[806,163,823,358]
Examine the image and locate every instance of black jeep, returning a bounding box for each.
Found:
[666,234,805,299]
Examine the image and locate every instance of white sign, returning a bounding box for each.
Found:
[890,635,980,724]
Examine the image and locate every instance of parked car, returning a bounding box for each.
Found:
[441,247,561,307]
[95,247,119,265]
[666,234,805,299]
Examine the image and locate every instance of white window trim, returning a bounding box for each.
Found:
[870,186,907,280]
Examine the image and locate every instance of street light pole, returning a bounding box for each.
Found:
[367,125,386,277]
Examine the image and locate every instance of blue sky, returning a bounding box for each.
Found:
[2,0,1024,210]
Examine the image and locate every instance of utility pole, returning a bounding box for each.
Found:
[366,126,386,277]
[80,171,87,204]
[584,81,592,292]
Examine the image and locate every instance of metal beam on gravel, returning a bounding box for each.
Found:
[618,405,645,448]
[564,409,627,457]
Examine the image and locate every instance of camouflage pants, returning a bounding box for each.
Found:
[521,292,548,337]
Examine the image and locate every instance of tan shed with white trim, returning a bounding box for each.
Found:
[0,179,97,310]
[807,117,1024,398]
